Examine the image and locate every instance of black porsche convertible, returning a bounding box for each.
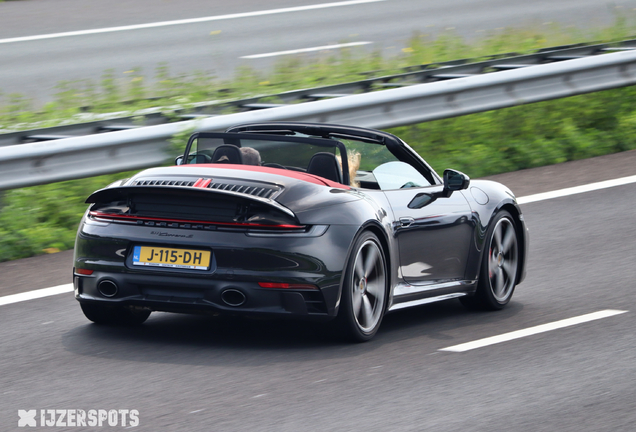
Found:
[73,122,528,341]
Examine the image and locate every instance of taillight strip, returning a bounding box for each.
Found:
[75,268,94,275]
[258,282,318,290]
[89,211,305,229]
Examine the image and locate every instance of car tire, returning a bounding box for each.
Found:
[80,303,151,325]
[461,210,519,310]
[335,231,388,342]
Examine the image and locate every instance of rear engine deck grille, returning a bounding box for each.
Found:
[208,182,276,198]
[135,179,195,187]
[132,178,279,199]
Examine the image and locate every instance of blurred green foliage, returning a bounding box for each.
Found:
[2,17,636,261]
[390,86,636,178]
[0,172,137,262]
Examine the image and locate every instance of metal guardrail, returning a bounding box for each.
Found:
[3,39,636,148]
[2,43,636,190]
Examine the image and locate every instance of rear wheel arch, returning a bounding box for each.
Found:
[340,223,392,299]
[362,222,391,281]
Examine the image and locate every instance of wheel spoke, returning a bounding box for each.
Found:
[360,295,374,328]
[501,225,515,254]
[489,249,498,270]
[354,253,365,281]
[366,276,383,297]
[352,287,362,318]
[494,268,505,297]
[363,245,379,279]
[493,224,503,251]
[502,260,516,280]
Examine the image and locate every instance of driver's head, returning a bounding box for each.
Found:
[240,147,261,166]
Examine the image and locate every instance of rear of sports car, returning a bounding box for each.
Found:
[73,165,363,324]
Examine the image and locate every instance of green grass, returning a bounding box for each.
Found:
[2,16,636,261]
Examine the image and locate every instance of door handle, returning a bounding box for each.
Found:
[399,217,414,228]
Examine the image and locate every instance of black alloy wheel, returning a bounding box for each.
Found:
[336,231,388,342]
[461,210,519,310]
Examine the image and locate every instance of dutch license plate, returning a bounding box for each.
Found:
[132,246,211,270]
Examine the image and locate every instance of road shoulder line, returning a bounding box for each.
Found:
[439,309,628,352]
[0,284,74,307]
[517,174,636,204]
[0,0,385,45]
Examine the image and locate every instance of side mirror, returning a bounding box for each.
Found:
[442,169,470,197]
[175,155,184,165]
[408,169,470,209]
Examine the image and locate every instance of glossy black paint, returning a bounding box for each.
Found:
[386,185,474,284]
[74,122,528,326]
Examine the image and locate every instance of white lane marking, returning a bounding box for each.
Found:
[0,0,385,45]
[241,42,372,59]
[517,174,636,204]
[0,284,73,307]
[439,309,628,352]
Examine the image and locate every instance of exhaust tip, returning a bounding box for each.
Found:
[98,280,118,298]
[221,289,246,307]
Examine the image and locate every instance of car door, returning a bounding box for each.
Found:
[376,162,474,285]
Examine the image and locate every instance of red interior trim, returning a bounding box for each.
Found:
[181,164,350,189]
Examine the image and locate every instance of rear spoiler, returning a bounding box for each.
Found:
[85,185,296,218]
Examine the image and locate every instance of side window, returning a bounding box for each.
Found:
[372,161,431,190]
[341,139,399,189]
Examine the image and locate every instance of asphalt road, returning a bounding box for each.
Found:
[1,151,635,431]
[2,0,636,105]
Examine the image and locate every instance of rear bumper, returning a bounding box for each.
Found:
[73,220,359,319]
[74,271,334,319]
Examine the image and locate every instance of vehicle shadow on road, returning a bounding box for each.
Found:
[61,299,524,367]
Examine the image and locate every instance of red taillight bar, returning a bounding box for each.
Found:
[258,282,318,290]
[89,211,305,229]
[75,268,94,275]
